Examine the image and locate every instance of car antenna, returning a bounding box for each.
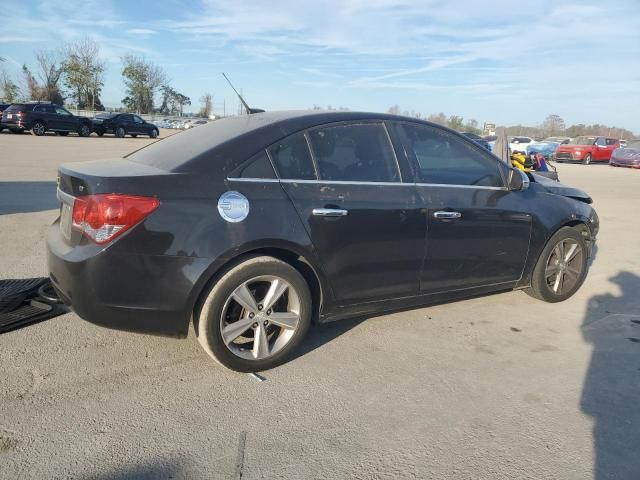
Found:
[222,73,265,114]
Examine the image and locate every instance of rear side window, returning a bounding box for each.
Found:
[605,138,618,145]
[234,150,276,179]
[397,123,504,187]
[268,132,316,180]
[308,123,400,182]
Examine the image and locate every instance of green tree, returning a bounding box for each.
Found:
[121,55,165,114]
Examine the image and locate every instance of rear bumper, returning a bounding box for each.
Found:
[46,218,211,338]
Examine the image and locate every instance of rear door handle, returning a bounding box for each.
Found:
[312,208,348,217]
[433,211,462,219]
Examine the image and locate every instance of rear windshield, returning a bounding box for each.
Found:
[569,136,595,145]
[5,104,34,112]
[128,116,266,170]
[96,112,116,119]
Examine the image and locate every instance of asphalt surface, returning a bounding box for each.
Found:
[1,130,639,479]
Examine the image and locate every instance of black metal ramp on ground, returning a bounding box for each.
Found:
[0,278,69,333]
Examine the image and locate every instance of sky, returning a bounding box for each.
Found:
[1,0,639,133]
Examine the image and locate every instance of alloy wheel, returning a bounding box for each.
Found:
[33,122,45,136]
[544,238,584,295]
[220,275,300,360]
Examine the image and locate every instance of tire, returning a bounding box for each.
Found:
[196,256,312,372]
[150,129,159,139]
[583,153,592,165]
[78,124,91,137]
[525,227,589,303]
[115,126,126,138]
[9,128,23,134]
[131,134,137,138]
[32,121,46,136]
[57,131,69,137]
[95,128,105,137]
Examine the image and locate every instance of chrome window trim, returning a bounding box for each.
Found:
[227,177,280,183]
[226,177,507,190]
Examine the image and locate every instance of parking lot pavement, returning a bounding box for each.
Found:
[1,132,639,479]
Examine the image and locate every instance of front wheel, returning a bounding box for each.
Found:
[150,129,159,139]
[195,256,312,372]
[32,121,46,136]
[525,227,589,302]
[115,126,126,138]
[583,153,592,165]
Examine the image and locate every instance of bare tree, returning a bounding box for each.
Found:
[0,70,21,102]
[199,93,213,118]
[542,114,566,136]
[387,104,400,115]
[34,49,64,104]
[427,112,447,125]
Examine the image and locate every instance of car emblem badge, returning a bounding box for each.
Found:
[218,191,250,223]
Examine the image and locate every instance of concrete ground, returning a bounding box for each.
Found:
[1,130,639,480]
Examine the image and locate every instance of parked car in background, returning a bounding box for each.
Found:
[48,110,599,371]
[184,119,208,129]
[555,136,620,164]
[92,113,159,138]
[509,136,536,153]
[461,132,490,150]
[610,140,640,168]
[1,102,92,136]
[0,104,10,132]
[527,141,560,161]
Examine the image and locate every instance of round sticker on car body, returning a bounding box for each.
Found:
[218,191,250,223]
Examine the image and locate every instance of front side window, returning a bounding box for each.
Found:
[133,115,144,124]
[308,123,400,182]
[595,137,606,146]
[398,123,504,187]
[268,132,316,180]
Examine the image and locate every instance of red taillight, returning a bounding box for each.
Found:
[72,194,160,244]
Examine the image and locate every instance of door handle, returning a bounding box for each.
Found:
[433,211,462,219]
[312,208,348,217]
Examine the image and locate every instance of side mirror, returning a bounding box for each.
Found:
[508,168,530,191]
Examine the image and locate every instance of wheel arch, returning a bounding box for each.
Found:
[190,244,328,333]
[518,216,593,288]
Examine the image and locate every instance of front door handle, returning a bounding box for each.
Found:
[433,211,462,219]
[312,208,348,217]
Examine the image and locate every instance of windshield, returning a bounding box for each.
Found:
[569,136,595,146]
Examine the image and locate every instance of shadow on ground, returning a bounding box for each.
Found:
[81,458,188,480]
[581,271,640,479]
[0,181,57,215]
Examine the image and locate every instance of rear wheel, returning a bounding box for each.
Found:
[196,256,312,372]
[95,128,105,137]
[32,121,46,136]
[131,134,137,138]
[583,153,592,165]
[9,128,23,134]
[525,227,588,302]
[57,132,69,137]
[115,126,126,138]
[78,124,91,137]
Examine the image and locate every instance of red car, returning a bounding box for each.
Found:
[555,136,620,165]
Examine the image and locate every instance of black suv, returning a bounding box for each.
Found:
[91,112,159,138]
[1,103,92,136]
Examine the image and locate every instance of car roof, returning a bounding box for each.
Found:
[128,110,437,172]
